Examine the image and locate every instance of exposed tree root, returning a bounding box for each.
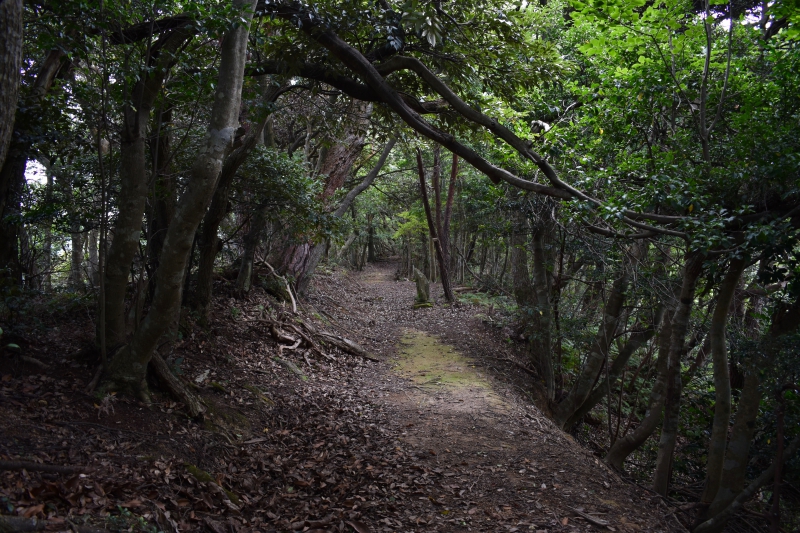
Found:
[150,352,206,419]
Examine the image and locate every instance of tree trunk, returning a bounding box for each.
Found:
[292,139,395,295]
[416,148,454,302]
[102,28,192,347]
[702,294,800,527]
[69,228,83,290]
[531,227,555,400]
[280,102,370,281]
[235,206,268,295]
[553,271,629,428]
[146,106,177,288]
[0,49,64,283]
[652,252,705,495]
[701,257,747,503]
[565,306,664,429]
[606,311,673,470]
[103,0,255,397]
[88,230,99,287]
[194,82,285,318]
[0,0,22,172]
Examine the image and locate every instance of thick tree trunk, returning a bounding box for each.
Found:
[701,257,747,503]
[102,28,192,347]
[652,252,705,495]
[280,102,370,282]
[103,0,255,397]
[553,271,629,428]
[0,0,22,172]
[606,311,673,470]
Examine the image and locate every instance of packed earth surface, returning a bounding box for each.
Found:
[1,261,686,533]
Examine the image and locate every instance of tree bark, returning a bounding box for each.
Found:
[104,0,256,397]
[606,311,673,470]
[652,252,705,495]
[0,48,64,282]
[553,271,629,427]
[701,257,747,503]
[102,28,192,347]
[279,101,370,282]
[290,138,394,295]
[194,81,285,317]
[416,148,454,302]
[565,306,664,430]
[531,226,555,400]
[694,434,800,533]
[0,0,22,172]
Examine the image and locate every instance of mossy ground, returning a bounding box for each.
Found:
[393,328,507,410]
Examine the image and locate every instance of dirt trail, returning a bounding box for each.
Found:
[308,261,686,533]
[0,260,687,533]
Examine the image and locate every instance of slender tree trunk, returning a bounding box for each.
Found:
[565,306,664,429]
[236,207,268,294]
[104,0,255,397]
[416,148,454,302]
[701,257,747,503]
[70,227,83,290]
[531,227,555,400]
[702,294,800,528]
[553,272,629,428]
[606,311,673,470]
[146,106,176,290]
[88,230,99,287]
[652,252,705,495]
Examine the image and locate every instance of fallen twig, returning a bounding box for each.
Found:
[568,506,610,527]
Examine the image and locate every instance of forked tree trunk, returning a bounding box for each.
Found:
[280,102,370,282]
[195,82,285,317]
[701,294,800,529]
[605,311,673,470]
[102,28,192,347]
[564,305,664,429]
[701,257,747,503]
[103,0,256,397]
[652,252,705,495]
[553,271,629,427]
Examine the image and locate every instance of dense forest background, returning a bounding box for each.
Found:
[1,0,800,531]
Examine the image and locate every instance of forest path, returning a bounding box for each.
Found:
[307,261,685,533]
